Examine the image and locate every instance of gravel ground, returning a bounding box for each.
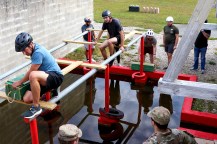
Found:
[93,22,217,113]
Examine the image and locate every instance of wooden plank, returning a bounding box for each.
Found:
[61,61,83,75]
[85,29,143,34]
[63,40,95,45]
[57,59,107,69]
[25,57,107,69]
[0,91,57,110]
[202,23,217,30]
[158,78,217,101]
[63,40,128,47]
[162,0,215,82]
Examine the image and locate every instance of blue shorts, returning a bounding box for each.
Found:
[165,44,174,54]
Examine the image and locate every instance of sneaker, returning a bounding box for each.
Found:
[163,66,168,70]
[201,70,205,74]
[23,105,42,119]
[190,67,197,71]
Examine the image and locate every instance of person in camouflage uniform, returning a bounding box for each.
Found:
[143,106,197,144]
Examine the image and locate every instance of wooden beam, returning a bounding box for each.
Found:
[0,91,57,110]
[61,61,83,75]
[85,29,143,34]
[25,56,106,69]
[63,40,95,45]
[63,40,128,47]
[202,23,217,30]
[158,78,217,101]
[162,0,215,82]
[57,59,107,69]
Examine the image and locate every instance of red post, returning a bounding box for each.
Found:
[140,36,145,75]
[105,65,110,113]
[24,118,39,144]
[45,91,51,101]
[88,31,92,63]
[89,77,93,113]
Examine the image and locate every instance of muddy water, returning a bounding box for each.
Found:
[0,74,184,144]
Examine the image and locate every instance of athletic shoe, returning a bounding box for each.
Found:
[163,66,168,70]
[201,70,205,74]
[190,67,197,71]
[23,105,42,119]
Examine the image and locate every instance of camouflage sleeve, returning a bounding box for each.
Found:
[143,134,158,144]
[180,131,198,144]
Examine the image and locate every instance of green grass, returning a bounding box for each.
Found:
[94,0,216,33]
[209,37,217,40]
[208,61,216,65]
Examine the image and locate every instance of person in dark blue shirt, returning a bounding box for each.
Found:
[191,20,211,74]
[95,10,124,65]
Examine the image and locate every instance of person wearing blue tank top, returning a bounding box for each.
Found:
[13,32,64,119]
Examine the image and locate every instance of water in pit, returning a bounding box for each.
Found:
[0,74,184,144]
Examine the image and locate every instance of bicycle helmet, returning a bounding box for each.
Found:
[146,30,154,37]
[84,17,91,22]
[15,32,33,52]
[166,16,174,22]
[102,10,111,17]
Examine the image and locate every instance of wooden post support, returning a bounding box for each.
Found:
[158,78,217,101]
[0,91,57,110]
[56,59,106,69]
[162,0,215,82]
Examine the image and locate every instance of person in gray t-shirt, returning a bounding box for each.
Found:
[81,17,96,62]
[163,16,179,70]
[138,29,157,64]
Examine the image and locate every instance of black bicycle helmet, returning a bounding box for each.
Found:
[84,17,91,22]
[15,32,33,52]
[102,10,111,17]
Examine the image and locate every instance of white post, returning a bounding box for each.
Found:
[162,0,215,82]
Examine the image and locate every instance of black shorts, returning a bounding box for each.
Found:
[115,35,121,46]
[165,44,175,54]
[40,71,64,95]
[144,47,153,55]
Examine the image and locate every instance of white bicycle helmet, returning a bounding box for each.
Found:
[166,16,174,22]
[146,29,154,37]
